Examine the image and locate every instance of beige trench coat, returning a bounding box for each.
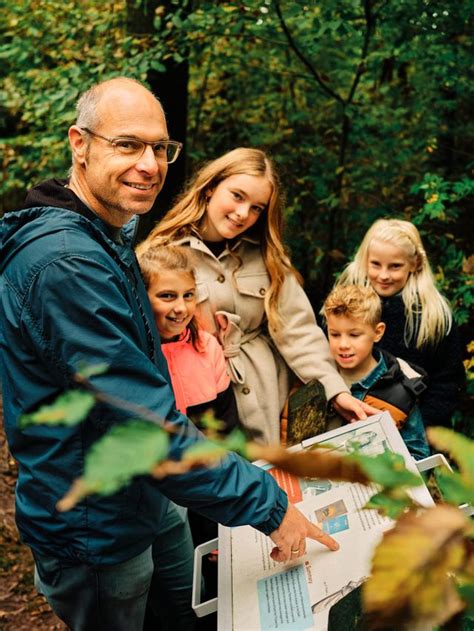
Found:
[173,234,349,444]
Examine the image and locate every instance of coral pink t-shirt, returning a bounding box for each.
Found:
[161,329,230,415]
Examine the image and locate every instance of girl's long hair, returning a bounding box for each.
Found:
[137,245,201,350]
[137,147,301,333]
[337,218,452,348]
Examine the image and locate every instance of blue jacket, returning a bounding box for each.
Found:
[0,188,287,565]
[349,350,430,460]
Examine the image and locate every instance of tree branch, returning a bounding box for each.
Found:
[74,373,182,436]
[347,0,375,104]
[274,1,345,104]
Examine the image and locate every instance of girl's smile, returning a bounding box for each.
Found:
[147,270,197,341]
[201,174,272,242]
[367,240,416,298]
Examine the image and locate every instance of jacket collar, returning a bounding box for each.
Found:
[342,348,388,390]
[23,178,138,246]
[174,232,259,258]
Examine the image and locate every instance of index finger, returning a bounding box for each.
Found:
[308,523,340,551]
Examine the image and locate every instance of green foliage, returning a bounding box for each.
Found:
[345,450,422,518]
[0,0,174,207]
[182,427,249,462]
[1,2,472,351]
[426,427,474,506]
[68,419,169,503]
[364,489,415,520]
[19,390,95,428]
[76,362,110,379]
[457,584,474,620]
[83,420,169,494]
[350,450,422,490]
[411,174,474,325]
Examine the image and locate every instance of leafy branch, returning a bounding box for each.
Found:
[22,366,423,519]
[21,364,474,627]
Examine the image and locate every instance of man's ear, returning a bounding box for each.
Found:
[68,125,88,166]
[374,322,386,342]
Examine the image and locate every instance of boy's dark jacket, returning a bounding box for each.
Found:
[378,294,465,426]
[0,179,287,565]
[360,349,427,428]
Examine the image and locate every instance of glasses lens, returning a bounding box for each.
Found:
[165,141,182,164]
[114,139,144,155]
[112,138,181,163]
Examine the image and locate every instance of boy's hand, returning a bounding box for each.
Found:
[269,502,339,562]
[332,392,379,423]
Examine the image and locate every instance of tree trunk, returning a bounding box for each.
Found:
[126,0,191,243]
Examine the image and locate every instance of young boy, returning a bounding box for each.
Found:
[322,285,430,460]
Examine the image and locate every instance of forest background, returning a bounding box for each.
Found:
[1,0,473,407]
[0,1,472,628]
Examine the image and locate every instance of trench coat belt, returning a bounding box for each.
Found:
[215,310,261,385]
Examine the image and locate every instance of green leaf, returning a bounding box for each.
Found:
[457,584,474,619]
[364,489,415,519]
[221,428,249,457]
[351,451,423,490]
[20,390,95,428]
[183,439,227,461]
[82,420,169,495]
[150,59,166,72]
[435,468,474,506]
[75,362,109,379]
[199,410,226,432]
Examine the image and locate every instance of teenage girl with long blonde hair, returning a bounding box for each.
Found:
[337,218,465,426]
[137,147,376,443]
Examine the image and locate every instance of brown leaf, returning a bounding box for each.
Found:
[151,456,220,479]
[363,504,470,629]
[247,443,370,484]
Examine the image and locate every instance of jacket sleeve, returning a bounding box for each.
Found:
[270,273,349,401]
[23,254,288,534]
[419,323,466,427]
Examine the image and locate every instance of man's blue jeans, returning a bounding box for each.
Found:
[33,503,196,631]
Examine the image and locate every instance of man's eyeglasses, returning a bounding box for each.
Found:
[80,127,183,164]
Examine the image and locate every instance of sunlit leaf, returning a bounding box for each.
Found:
[182,440,227,463]
[20,390,95,428]
[199,410,226,432]
[57,420,169,510]
[75,362,109,379]
[364,488,416,519]
[351,450,422,489]
[363,505,470,628]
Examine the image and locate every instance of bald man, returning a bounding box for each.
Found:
[0,78,338,631]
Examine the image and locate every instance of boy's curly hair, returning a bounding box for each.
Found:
[322,285,382,328]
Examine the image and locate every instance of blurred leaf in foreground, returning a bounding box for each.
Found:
[20,390,95,428]
[364,488,417,519]
[75,362,109,379]
[178,429,250,469]
[247,444,370,485]
[436,467,474,507]
[427,427,474,506]
[198,409,227,435]
[351,450,422,490]
[57,420,169,510]
[363,504,470,629]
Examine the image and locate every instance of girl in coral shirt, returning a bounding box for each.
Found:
[138,244,240,434]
